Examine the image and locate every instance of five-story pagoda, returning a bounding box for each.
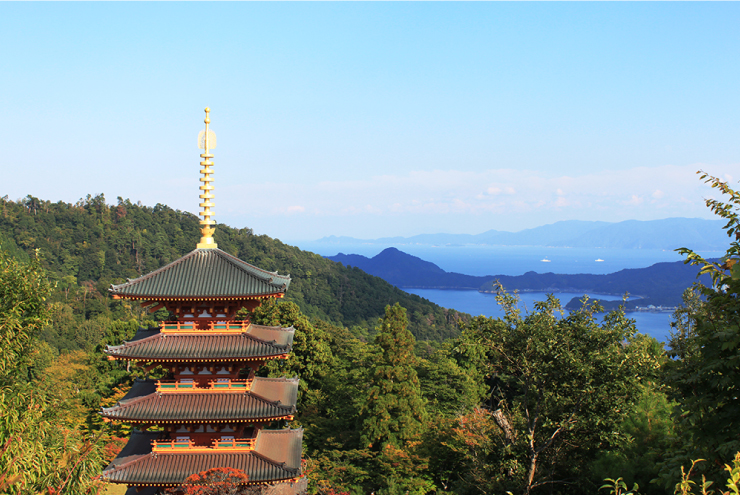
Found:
[100,109,305,495]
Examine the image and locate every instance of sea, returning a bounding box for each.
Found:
[293,241,722,343]
[403,288,673,343]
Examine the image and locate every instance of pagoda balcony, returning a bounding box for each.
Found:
[151,437,256,453]
[156,378,253,393]
[160,320,250,334]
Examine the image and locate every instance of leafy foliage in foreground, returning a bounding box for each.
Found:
[657,172,740,489]
[0,251,105,494]
[442,290,660,494]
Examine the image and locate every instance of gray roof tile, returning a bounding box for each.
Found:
[106,325,294,361]
[110,249,291,299]
[101,378,299,422]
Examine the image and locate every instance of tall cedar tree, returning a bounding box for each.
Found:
[361,303,426,449]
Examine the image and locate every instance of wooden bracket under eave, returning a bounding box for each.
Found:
[147,303,165,313]
[143,363,160,373]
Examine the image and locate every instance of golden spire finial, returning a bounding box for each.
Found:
[197,107,218,249]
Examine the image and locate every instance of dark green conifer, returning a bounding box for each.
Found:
[361,303,426,449]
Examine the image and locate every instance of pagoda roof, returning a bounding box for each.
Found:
[109,248,291,300]
[106,325,294,362]
[102,429,303,486]
[101,377,299,422]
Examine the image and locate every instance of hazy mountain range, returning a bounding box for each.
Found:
[317,217,726,251]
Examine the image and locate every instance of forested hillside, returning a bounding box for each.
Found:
[0,194,462,341]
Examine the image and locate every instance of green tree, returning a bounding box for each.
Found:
[359,304,431,495]
[662,172,740,487]
[430,407,503,493]
[249,299,333,390]
[450,289,658,494]
[298,322,377,494]
[0,249,104,494]
[361,303,426,449]
[589,378,676,495]
[416,345,485,419]
[0,249,52,383]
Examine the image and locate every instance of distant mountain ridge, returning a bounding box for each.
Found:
[480,263,711,308]
[318,218,726,251]
[328,247,711,309]
[329,248,492,289]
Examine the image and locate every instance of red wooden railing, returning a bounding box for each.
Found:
[160,320,250,333]
[156,378,253,393]
[152,438,195,451]
[212,438,255,450]
[152,437,255,453]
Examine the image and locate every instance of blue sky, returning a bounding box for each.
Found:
[2,2,739,241]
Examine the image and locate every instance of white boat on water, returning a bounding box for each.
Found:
[541,258,551,262]
[595,258,605,262]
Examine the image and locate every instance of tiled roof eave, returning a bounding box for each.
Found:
[101,414,297,424]
[101,451,301,486]
[105,355,290,363]
[104,331,293,361]
[217,250,292,284]
[109,292,287,301]
[251,450,301,475]
[102,453,151,478]
[105,342,292,354]
[105,339,291,354]
[100,391,297,422]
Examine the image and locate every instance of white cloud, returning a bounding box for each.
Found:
[220,163,736,238]
[623,195,644,206]
[485,185,515,196]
